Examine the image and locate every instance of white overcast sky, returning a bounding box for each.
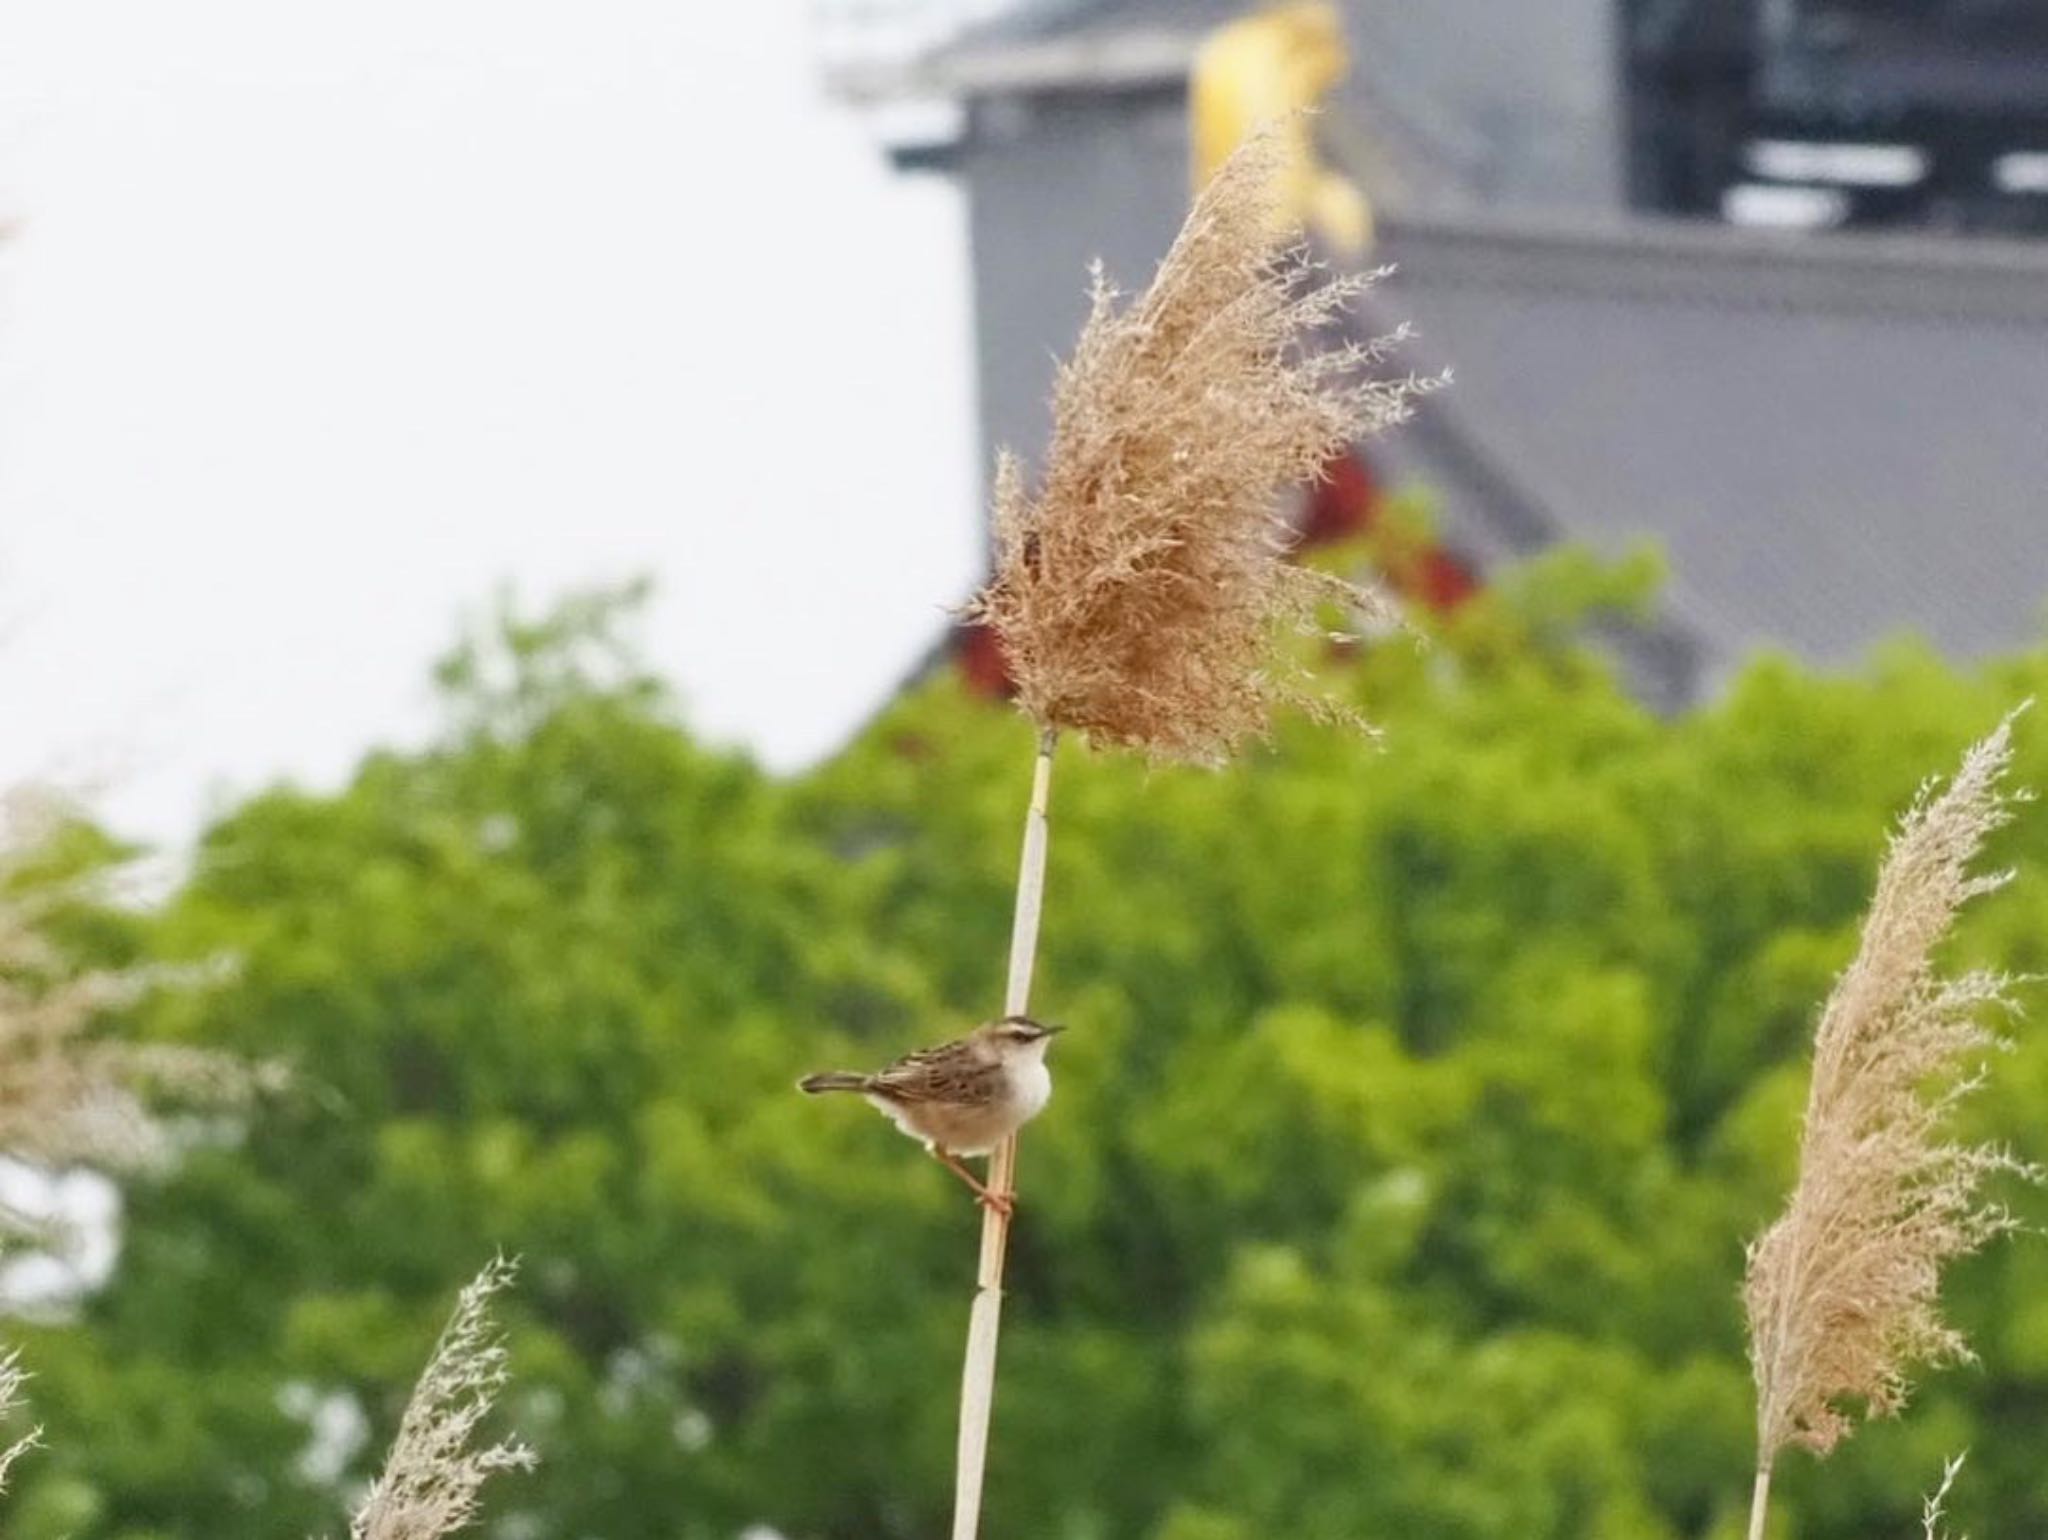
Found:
[0,1,979,848]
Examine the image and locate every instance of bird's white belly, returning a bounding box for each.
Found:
[1010,1057,1052,1123]
[867,1057,1054,1157]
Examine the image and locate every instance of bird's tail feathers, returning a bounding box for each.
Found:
[798,1071,871,1094]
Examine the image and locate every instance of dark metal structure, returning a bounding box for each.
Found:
[1624,0,2048,231]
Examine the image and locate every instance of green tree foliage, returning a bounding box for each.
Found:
[8,560,2048,1539]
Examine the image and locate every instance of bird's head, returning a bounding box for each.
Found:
[983,1014,1065,1063]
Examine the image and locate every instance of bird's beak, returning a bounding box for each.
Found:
[1039,1022,1067,1036]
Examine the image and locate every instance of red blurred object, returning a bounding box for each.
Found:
[1414,546,1480,609]
[1304,448,1478,612]
[956,619,1015,699]
[1300,447,1381,548]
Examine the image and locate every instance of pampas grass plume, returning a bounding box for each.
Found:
[0,1348,39,1494]
[1742,711,2037,1536]
[970,127,1431,764]
[1,788,268,1173]
[350,1257,535,1540]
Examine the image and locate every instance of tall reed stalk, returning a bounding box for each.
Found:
[951,727,1055,1540]
[950,126,1424,1540]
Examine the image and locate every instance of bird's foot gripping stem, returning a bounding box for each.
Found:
[929,1147,1016,1219]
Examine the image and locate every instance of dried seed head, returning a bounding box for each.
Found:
[351,1257,536,1540]
[1920,1453,1967,1540]
[0,1347,39,1494]
[0,788,269,1174]
[1744,710,2038,1465]
[970,127,1432,764]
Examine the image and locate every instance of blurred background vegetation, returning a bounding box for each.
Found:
[4,547,2047,1540]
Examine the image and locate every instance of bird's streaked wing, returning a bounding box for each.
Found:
[871,1041,1003,1107]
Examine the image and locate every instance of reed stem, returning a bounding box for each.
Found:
[1747,1465,1772,1540]
[950,726,1057,1540]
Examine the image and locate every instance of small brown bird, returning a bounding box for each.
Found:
[799,1016,1065,1216]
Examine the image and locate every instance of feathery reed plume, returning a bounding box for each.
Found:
[350,1257,535,1540]
[1742,713,2034,1540]
[1920,1453,1967,1540]
[0,787,253,1503]
[949,126,1426,1540]
[0,1347,39,1494]
[0,788,265,1175]
[969,127,1426,767]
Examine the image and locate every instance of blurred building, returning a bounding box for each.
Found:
[822,1,2048,706]
[1626,0,2048,232]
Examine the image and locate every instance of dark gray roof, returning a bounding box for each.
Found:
[1368,213,2048,676]
[885,0,1235,98]
[956,0,1241,47]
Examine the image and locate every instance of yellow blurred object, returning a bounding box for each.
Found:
[1190,2,1372,254]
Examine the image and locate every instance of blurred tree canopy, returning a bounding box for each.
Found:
[7,552,2048,1540]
